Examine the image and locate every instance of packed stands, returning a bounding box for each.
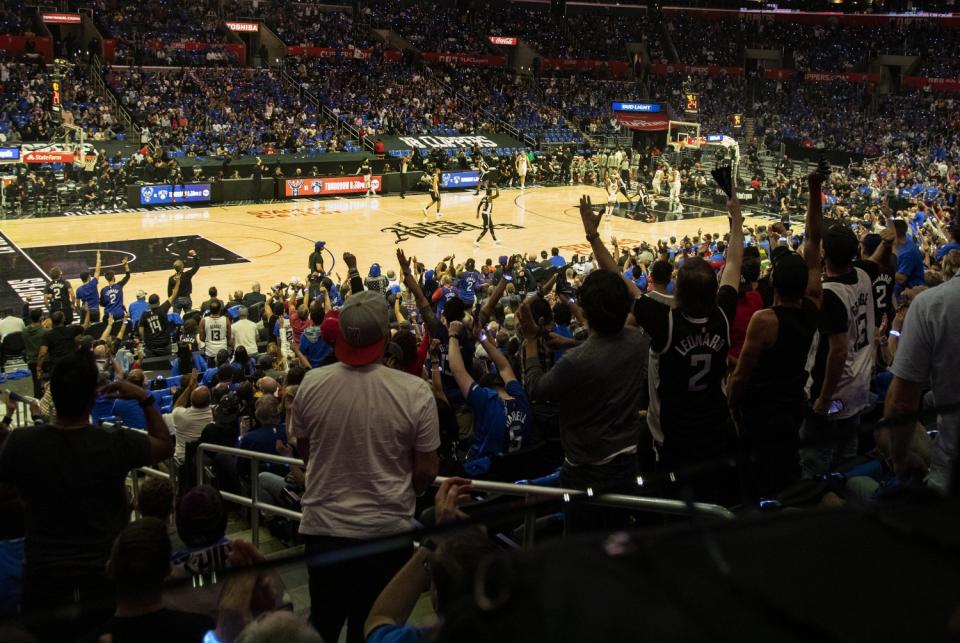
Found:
[264,5,376,49]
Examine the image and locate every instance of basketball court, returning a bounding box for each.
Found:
[0,184,767,311]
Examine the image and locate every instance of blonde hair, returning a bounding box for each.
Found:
[942,249,960,279]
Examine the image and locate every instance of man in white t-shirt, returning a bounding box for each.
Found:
[230,307,260,356]
[0,309,25,340]
[885,274,960,496]
[163,379,214,464]
[293,290,439,643]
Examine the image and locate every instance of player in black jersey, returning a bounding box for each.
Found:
[44,267,74,324]
[474,186,500,247]
[139,275,182,357]
[580,192,745,505]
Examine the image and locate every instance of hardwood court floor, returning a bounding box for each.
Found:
[3,185,769,300]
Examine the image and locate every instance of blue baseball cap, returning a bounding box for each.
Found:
[315,240,325,250]
[369,263,381,278]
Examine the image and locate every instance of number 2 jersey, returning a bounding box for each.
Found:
[633,285,738,454]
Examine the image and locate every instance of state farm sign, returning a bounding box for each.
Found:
[23,150,75,164]
[489,35,518,46]
[225,21,259,32]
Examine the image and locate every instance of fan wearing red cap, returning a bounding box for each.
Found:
[291,290,441,643]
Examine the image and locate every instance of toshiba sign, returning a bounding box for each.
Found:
[23,150,75,164]
[489,35,518,46]
[225,21,259,32]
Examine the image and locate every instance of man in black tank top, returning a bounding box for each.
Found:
[580,193,745,506]
[726,170,827,502]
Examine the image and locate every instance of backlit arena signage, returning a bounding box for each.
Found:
[42,12,82,24]
[284,176,382,198]
[139,183,212,205]
[440,170,481,189]
[611,102,661,113]
[225,21,259,32]
[489,35,517,46]
[397,135,499,150]
[0,147,21,161]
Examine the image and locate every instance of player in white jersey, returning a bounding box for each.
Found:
[668,169,683,214]
[199,301,232,365]
[603,175,619,216]
[651,164,665,198]
[515,151,529,190]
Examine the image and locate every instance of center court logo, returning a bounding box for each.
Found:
[381,220,524,244]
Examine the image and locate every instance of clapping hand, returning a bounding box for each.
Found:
[434,477,473,525]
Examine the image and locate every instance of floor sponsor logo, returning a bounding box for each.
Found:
[381,220,524,244]
[0,230,51,313]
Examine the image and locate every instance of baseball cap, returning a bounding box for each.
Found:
[335,291,388,366]
[136,289,147,299]
[320,309,340,344]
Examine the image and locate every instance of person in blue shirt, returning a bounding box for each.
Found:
[457,258,481,306]
[935,224,960,261]
[128,290,149,327]
[298,325,332,367]
[110,369,149,429]
[75,251,102,323]
[548,247,566,268]
[446,319,532,476]
[238,394,287,456]
[100,258,131,319]
[364,479,501,643]
[893,219,925,301]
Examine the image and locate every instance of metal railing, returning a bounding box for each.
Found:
[88,55,139,141]
[277,67,365,147]
[190,443,733,550]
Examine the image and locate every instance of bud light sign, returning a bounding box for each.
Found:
[440,170,481,189]
[611,102,661,113]
[139,183,212,206]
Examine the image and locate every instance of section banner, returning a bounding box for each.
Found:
[804,71,880,83]
[286,46,403,62]
[649,63,744,77]
[283,176,382,198]
[902,76,960,91]
[488,36,517,46]
[420,52,506,66]
[541,58,629,75]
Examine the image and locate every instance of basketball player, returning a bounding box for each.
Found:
[399,153,412,199]
[474,155,491,195]
[44,267,74,324]
[651,163,664,200]
[422,167,442,218]
[100,257,131,320]
[668,169,682,215]
[474,186,500,247]
[580,192,745,505]
[603,175,619,217]
[199,300,231,367]
[515,150,529,190]
[355,158,376,197]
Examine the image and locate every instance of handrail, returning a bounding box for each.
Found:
[277,66,361,143]
[190,442,733,549]
[434,476,735,521]
[88,54,139,141]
